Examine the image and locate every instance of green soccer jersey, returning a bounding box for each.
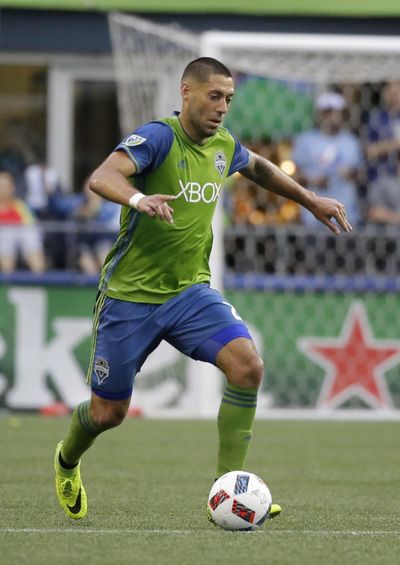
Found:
[99,116,250,303]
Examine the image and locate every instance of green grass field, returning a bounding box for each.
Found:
[1,416,399,564]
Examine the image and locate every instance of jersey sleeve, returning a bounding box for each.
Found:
[114,121,174,174]
[227,133,251,176]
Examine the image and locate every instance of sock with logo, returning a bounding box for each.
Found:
[60,400,102,466]
[216,383,258,477]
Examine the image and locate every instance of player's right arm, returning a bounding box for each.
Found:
[89,151,175,224]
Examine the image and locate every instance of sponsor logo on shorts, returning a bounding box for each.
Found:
[94,357,109,385]
[124,134,147,147]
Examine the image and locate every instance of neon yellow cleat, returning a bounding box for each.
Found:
[54,441,87,520]
[269,503,282,519]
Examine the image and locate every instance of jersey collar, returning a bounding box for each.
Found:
[173,112,211,147]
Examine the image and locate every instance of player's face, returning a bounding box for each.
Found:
[181,74,234,143]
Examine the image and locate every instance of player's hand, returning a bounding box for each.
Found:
[136,194,176,224]
[308,194,352,234]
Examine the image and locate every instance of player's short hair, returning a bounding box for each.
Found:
[181,57,232,83]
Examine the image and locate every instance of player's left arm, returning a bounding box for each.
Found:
[239,150,352,234]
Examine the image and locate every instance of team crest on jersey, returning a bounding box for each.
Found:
[94,357,109,385]
[214,151,226,176]
[124,134,147,147]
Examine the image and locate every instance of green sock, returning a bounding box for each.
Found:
[60,401,102,466]
[216,383,258,477]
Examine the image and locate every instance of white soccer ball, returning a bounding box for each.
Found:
[208,470,272,531]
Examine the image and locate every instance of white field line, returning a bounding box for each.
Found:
[1,528,399,536]
[2,409,400,421]
[143,408,400,421]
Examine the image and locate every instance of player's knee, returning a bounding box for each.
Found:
[244,355,264,388]
[233,355,264,389]
[91,404,127,430]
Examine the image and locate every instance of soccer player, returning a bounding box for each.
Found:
[54,57,352,520]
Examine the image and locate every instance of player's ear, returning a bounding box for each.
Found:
[181,81,191,100]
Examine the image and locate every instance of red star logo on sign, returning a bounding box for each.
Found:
[298,301,400,409]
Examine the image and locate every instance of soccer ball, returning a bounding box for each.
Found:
[207,470,272,531]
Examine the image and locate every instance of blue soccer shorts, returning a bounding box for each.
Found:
[87,283,252,400]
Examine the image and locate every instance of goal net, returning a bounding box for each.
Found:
[108,14,400,417]
[108,13,199,135]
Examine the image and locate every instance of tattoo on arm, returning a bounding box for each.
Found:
[239,150,313,208]
[241,154,275,187]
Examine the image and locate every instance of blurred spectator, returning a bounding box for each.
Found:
[367,154,400,224]
[24,162,65,219]
[0,120,38,198]
[292,92,363,228]
[73,178,120,274]
[24,159,81,270]
[0,147,27,198]
[363,81,400,182]
[0,170,46,273]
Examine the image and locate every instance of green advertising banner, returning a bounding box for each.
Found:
[227,290,400,410]
[1,285,400,412]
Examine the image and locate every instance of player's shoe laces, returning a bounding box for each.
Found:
[54,441,87,519]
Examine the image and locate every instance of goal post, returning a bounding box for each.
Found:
[200,31,400,82]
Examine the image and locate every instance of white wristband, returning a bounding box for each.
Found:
[128,192,146,210]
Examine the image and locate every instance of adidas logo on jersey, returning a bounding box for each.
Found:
[177,159,187,169]
[177,180,221,203]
